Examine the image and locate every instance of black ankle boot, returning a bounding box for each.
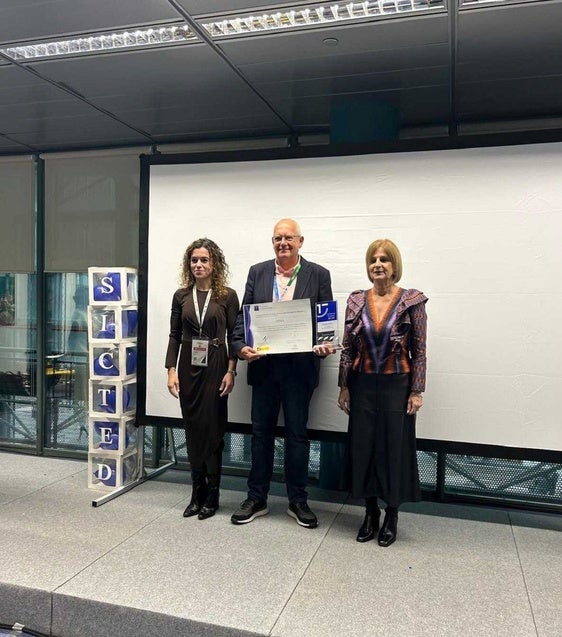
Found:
[183,471,208,518]
[356,498,380,543]
[377,507,398,547]
[198,486,219,520]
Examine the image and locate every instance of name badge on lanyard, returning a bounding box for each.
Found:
[191,338,209,367]
[191,288,212,367]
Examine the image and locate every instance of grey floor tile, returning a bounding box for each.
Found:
[273,505,537,637]
[0,470,186,590]
[55,489,342,635]
[512,523,562,637]
[0,452,85,504]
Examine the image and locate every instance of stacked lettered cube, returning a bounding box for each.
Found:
[87,268,143,490]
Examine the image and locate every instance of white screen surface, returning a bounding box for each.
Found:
[145,143,562,451]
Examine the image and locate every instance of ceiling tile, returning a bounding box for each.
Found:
[0,0,181,44]
[25,44,289,135]
[175,1,291,16]
[219,16,449,65]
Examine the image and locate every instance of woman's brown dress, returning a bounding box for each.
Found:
[165,287,239,467]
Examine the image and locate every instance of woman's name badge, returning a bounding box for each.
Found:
[191,338,209,367]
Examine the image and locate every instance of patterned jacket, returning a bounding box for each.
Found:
[338,288,428,393]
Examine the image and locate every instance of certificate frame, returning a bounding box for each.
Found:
[243,298,313,354]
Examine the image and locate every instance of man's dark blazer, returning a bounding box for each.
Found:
[231,256,333,388]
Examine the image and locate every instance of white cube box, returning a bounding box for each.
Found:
[88,267,138,305]
[89,343,137,380]
[88,306,138,342]
[89,378,137,417]
[88,449,142,490]
[89,416,138,454]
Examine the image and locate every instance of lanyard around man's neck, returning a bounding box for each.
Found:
[273,261,301,302]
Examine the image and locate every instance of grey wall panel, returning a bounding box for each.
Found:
[0,158,35,272]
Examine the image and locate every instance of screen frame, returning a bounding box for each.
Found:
[137,136,562,464]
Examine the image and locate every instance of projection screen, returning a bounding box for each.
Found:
[141,142,562,453]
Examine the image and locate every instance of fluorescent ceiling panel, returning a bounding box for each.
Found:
[0,24,197,61]
[201,1,446,37]
[0,1,446,61]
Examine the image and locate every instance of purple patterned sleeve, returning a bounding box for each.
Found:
[338,291,364,387]
[408,301,427,393]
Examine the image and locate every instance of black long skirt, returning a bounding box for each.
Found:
[177,341,228,469]
[348,372,421,507]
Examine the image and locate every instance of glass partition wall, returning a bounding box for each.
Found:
[44,272,89,450]
[0,158,38,448]
[0,273,37,447]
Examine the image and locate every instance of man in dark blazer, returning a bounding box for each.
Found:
[231,218,333,528]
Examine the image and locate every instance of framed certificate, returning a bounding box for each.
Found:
[243,298,313,354]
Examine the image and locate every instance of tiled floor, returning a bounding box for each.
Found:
[0,451,560,637]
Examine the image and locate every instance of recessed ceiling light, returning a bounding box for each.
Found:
[0,24,197,61]
[201,1,445,38]
[0,1,447,62]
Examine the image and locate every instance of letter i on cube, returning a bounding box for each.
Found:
[88,306,138,341]
[88,267,138,305]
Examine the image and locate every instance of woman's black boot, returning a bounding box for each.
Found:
[198,486,219,519]
[199,448,222,520]
[183,470,208,518]
[198,473,220,520]
[356,497,381,543]
[377,507,398,547]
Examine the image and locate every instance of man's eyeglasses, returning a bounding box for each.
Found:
[272,235,300,243]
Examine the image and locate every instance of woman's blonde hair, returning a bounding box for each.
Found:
[365,239,403,283]
[180,238,229,299]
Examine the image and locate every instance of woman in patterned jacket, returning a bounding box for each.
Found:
[338,239,427,547]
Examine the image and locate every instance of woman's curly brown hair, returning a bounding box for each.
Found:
[180,238,230,300]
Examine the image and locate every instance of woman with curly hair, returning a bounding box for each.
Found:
[165,238,239,519]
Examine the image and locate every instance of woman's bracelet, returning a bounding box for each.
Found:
[226,369,237,376]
